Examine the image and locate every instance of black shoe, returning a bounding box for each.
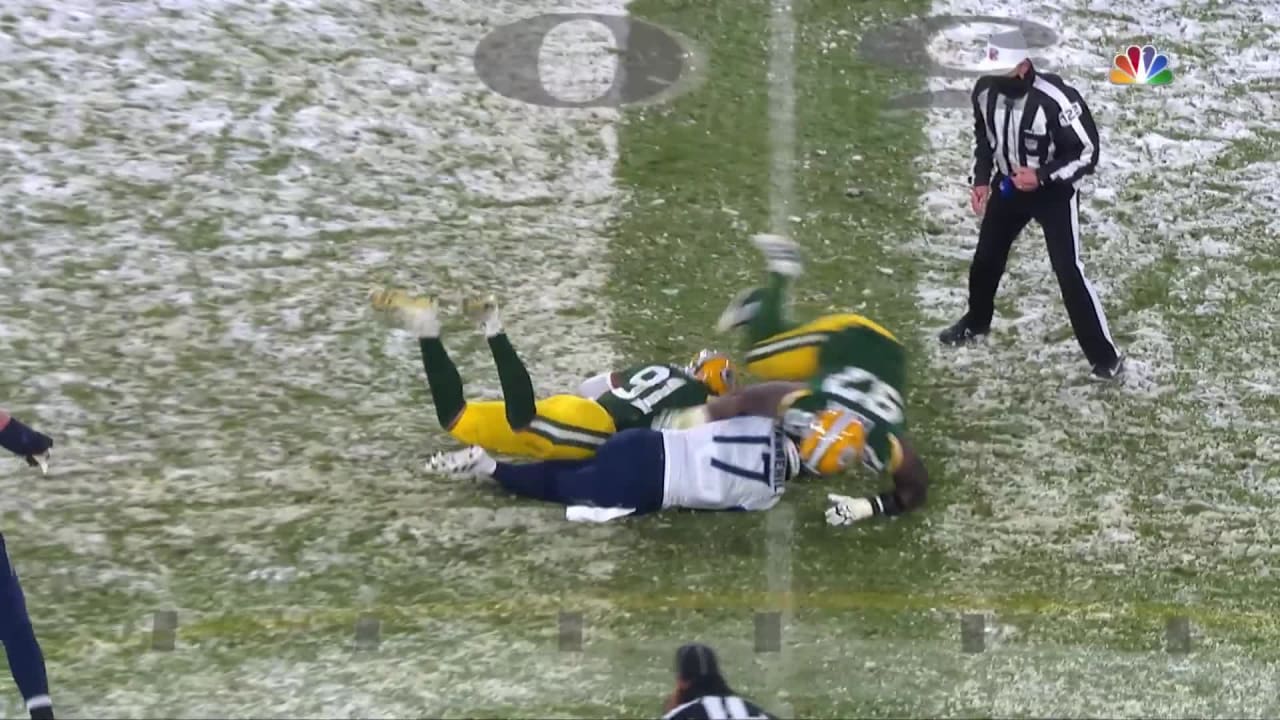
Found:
[1090,355,1126,381]
[938,317,988,346]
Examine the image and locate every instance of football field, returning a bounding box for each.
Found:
[2,0,1279,717]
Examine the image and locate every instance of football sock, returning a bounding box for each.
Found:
[419,338,466,429]
[487,334,538,430]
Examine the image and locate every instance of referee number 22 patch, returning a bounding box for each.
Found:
[1059,101,1083,125]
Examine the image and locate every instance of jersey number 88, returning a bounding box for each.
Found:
[820,366,905,425]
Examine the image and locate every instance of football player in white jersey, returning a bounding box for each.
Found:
[426,413,799,522]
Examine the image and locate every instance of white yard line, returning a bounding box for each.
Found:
[765,0,798,715]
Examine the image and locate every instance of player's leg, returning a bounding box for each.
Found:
[462,295,616,459]
[369,288,464,429]
[493,428,665,512]
[463,295,538,431]
[717,234,803,342]
[427,430,666,514]
[0,535,54,720]
[369,288,531,455]
[715,234,890,381]
[524,395,615,460]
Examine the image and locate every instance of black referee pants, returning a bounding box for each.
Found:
[967,180,1119,367]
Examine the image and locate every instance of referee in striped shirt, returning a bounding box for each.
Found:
[939,30,1124,380]
[0,410,56,719]
[661,644,774,720]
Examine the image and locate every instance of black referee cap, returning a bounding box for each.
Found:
[674,643,722,681]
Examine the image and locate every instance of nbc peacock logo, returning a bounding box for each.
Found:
[1110,44,1173,85]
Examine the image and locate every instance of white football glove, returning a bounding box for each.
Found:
[825,493,875,526]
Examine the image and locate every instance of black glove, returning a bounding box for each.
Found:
[0,417,53,461]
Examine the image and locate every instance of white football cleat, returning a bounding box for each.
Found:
[716,287,765,333]
[29,451,49,475]
[751,233,803,277]
[368,287,441,338]
[462,294,503,337]
[425,446,497,479]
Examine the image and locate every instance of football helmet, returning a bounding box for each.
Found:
[688,350,737,396]
[788,408,866,476]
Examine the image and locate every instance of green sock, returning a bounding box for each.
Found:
[419,338,466,429]
[745,272,797,343]
[487,333,537,430]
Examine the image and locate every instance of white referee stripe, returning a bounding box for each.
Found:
[1068,192,1117,353]
[765,0,796,715]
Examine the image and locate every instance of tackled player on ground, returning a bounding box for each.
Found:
[712,234,930,525]
[369,288,736,460]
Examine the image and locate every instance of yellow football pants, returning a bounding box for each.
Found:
[744,313,899,381]
[448,394,618,460]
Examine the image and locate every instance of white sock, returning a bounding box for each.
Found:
[481,315,503,339]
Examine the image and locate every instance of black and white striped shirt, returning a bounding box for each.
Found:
[969,71,1100,189]
[662,695,775,720]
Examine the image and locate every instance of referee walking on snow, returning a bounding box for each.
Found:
[939,30,1124,380]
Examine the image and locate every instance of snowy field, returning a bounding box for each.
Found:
[1,0,1278,716]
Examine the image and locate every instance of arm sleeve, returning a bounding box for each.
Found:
[705,382,808,421]
[1037,85,1100,185]
[866,436,928,518]
[970,82,994,186]
[574,371,614,399]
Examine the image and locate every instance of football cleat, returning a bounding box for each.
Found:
[716,287,767,333]
[938,316,989,347]
[792,408,866,476]
[751,233,803,277]
[368,287,440,338]
[462,294,503,336]
[28,451,49,475]
[1090,354,1126,382]
[425,446,496,479]
[687,349,737,396]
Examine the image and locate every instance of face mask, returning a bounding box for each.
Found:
[995,72,1033,96]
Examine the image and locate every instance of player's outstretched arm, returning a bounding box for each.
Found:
[888,437,929,513]
[825,436,928,526]
[705,381,808,421]
[0,411,53,472]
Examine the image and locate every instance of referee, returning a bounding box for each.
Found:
[0,410,56,720]
[938,30,1124,381]
[661,643,774,720]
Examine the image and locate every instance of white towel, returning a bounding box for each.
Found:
[565,506,636,523]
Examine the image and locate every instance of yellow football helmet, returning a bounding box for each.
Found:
[793,408,866,476]
[688,350,737,396]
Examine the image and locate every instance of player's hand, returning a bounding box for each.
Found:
[825,493,874,526]
[2,421,52,472]
[970,185,990,215]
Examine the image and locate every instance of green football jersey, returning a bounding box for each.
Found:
[789,325,908,473]
[595,363,714,431]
